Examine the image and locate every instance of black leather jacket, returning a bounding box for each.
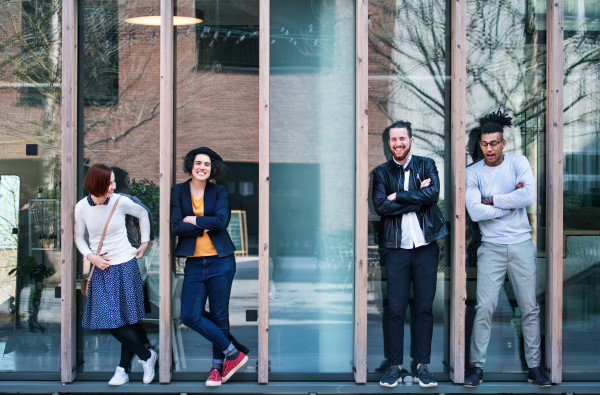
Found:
[372,155,448,248]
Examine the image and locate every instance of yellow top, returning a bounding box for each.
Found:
[189,194,218,257]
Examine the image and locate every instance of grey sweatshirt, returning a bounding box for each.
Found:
[466,154,535,245]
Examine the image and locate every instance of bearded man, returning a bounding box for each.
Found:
[372,121,448,388]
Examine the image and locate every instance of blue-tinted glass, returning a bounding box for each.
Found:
[269,0,356,374]
[562,0,600,378]
[0,0,62,375]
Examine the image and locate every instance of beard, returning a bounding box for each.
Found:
[392,143,412,162]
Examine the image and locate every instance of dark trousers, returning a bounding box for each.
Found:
[180,254,235,361]
[385,242,439,366]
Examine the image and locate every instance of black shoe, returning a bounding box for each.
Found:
[416,365,437,387]
[375,359,391,373]
[464,366,483,387]
[528,367,551,387]
[379,366,402,387]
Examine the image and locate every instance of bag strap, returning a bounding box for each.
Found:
[95,195,122,256]
[85,195,121,295]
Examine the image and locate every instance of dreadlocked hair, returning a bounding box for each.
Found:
[480,110,512,136]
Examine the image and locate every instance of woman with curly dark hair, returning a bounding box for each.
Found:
[170,147,247,386]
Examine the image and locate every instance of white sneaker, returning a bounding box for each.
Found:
[138,349,158,384]
[108,366,129,386]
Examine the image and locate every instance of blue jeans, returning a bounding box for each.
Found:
[181,254,235,360]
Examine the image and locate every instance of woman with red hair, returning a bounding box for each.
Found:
[74,163,156,385]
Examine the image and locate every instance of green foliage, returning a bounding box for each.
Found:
[9,256,55,332]
[9,256,54,283]
[564,193,600,209]
[437,199,446,271]
[129,178,160,237]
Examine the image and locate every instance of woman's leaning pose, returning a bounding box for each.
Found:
[170,147,248,386]
[75,163,157,386]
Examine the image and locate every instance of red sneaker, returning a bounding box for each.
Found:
[205,369,222,387]
[222,352,248,383]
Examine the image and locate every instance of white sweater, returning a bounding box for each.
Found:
[74,194,150,265]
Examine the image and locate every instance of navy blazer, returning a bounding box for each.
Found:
[170,180,235,258]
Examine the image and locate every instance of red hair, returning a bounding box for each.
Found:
[84,163,112,197]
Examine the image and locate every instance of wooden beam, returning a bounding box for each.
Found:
[258,0,270,383]
[60,0,77,383]
[159,0,174,384]
[353,0,369,385]
[545,0,564,384]
[450,0,467,384]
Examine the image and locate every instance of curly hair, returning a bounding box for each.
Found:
[183,151,226,180]
[480,110,512,136]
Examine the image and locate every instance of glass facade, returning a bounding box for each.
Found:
[562,0,600,376]
[76,0,160,376]
[268,0,356,374]
[0,0,597,385]
[366,0,451,379]
[0,0,62,375]
[464,0,548,375]
[173,0,259,376]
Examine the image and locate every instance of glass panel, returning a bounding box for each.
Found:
[268,0,356,374]
[562,0,600,377]
[366,0,451,379]
[465,0,547,374]
[172,0,259,376]
[0,0,62,375]
[76,0,161,376]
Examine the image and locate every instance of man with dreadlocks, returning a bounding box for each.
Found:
[464,110,551,388]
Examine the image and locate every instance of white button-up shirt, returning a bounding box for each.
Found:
[393,154,428,249]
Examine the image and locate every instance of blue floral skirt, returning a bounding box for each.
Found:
[82,257,145,330]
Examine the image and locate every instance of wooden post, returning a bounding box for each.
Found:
[353,0,369,384]
[159,0,174,383]
[60,0,78,383]
[258,0,270,383]
[450,0,467,384]
[545,0,564,384]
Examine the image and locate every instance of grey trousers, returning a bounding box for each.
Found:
[469,239,542,368]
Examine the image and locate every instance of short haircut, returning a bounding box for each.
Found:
[84,163,112,197]
[480,110,512,136]
[183,151,226,180]
[384,120,413,140]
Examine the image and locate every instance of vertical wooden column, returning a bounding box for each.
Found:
[159,0,175,383]
[258,0,270,383]
[545,0,564,384]
[60,0,78,383]
[449,0,467,384]
[353,0,369,385]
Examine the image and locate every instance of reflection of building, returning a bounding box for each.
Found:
[0,0,599,389]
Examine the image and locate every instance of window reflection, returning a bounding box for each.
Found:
[0,0,62,375]
[366,0,451,379]
[268,0,356,374]
[465,0,547,374]
[77,0,161,376]
[562,0,600,377]
[173,0,259,376]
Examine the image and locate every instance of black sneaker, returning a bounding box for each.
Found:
[416,365,437,387]
[464,366,483,387]
[379,366,402,387]
[528,367,551,387]
[375,359,391,373]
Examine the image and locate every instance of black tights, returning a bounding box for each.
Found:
[108,323,151,372]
